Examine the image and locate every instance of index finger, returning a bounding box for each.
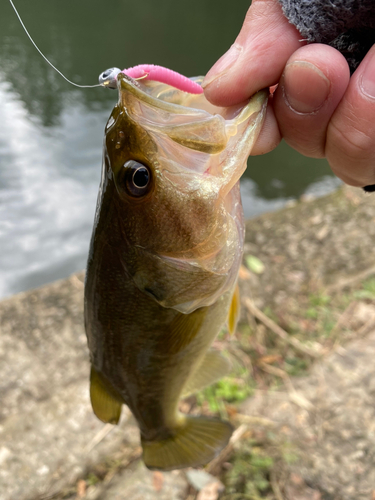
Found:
[203,0,304,106]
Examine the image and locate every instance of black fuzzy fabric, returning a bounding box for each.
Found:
[278,0,375,73]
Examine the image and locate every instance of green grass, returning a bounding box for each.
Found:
[354,277,375,300]
[224,441,274,498]
[196,368,255,417]
[86,473,100,486]
[284,356,309,377]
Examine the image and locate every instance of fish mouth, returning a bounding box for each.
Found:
[117,72,268,159]
[113,74,268,312]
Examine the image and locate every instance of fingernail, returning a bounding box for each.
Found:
[202,44,242,89]
[283,61,330,114]
[360,50,375,98]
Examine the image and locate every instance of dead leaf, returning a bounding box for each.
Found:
[238,265,251,280]
[309,213,323,225]
[225,404,238,418]
[197,479,224,500]
[286,474,322,500]
[257,354,282,365]
[290,473,305,487]
[152,471,164,491]
[271,254,286,263]
[76,479,86,499]
[316,225,329,241]
[186,469,216,491]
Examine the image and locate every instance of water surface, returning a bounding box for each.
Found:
[0,0,339,298]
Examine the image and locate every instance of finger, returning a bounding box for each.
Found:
[326,45,375,186]
[272,44,350,158]
[202,0,304,106]
[251,97,281,156]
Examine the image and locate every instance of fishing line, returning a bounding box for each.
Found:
[8,0,102,88]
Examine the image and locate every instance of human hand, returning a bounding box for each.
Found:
[202,0,375,188]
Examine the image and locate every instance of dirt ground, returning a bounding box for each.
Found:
[2,185,375,500]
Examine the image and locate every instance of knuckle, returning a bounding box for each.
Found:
[328,118,374,162]
[327,116,375,185]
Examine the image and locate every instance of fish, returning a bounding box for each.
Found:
[84,71,267,471]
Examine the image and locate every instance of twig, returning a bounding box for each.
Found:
[328,301,358,338]
[102,447,142,484]
[207,417,278,475]
[234,413,276,428]
[258,363,314,411]
[207,424,248,474]
[258,362,291,385]
[227,344,253,374]
[325,264,375,293]
[221,493,258,500]
[356,315,375,338]
[84,423,114,454]
[330,303,375,344]
[270,470,284,500]
[244,298,320,358]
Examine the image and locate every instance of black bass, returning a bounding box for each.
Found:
[84,72,267,470]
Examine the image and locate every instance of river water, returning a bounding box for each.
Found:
[0,0,340,299]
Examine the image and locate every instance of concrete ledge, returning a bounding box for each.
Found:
[0,273,140,499]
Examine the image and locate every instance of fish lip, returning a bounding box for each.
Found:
[117,72,213,116]
[117,72,267,124]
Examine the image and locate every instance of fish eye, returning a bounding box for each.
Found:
[120,160,152,198]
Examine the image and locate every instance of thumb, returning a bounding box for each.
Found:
[203,0,304,106]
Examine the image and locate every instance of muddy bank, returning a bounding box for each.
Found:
[242,186,375,309]
[1,185,375,500]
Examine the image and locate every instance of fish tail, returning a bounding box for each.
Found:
[142,415,233,471]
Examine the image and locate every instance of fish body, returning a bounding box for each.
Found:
[84,73,267,470]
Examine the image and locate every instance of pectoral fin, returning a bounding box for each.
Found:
[90,366,122,425]
[228,284,240,335]
[182,349,231,397]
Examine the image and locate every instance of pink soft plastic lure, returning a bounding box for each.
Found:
[98,65,203,94]
[123,64,203,94]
